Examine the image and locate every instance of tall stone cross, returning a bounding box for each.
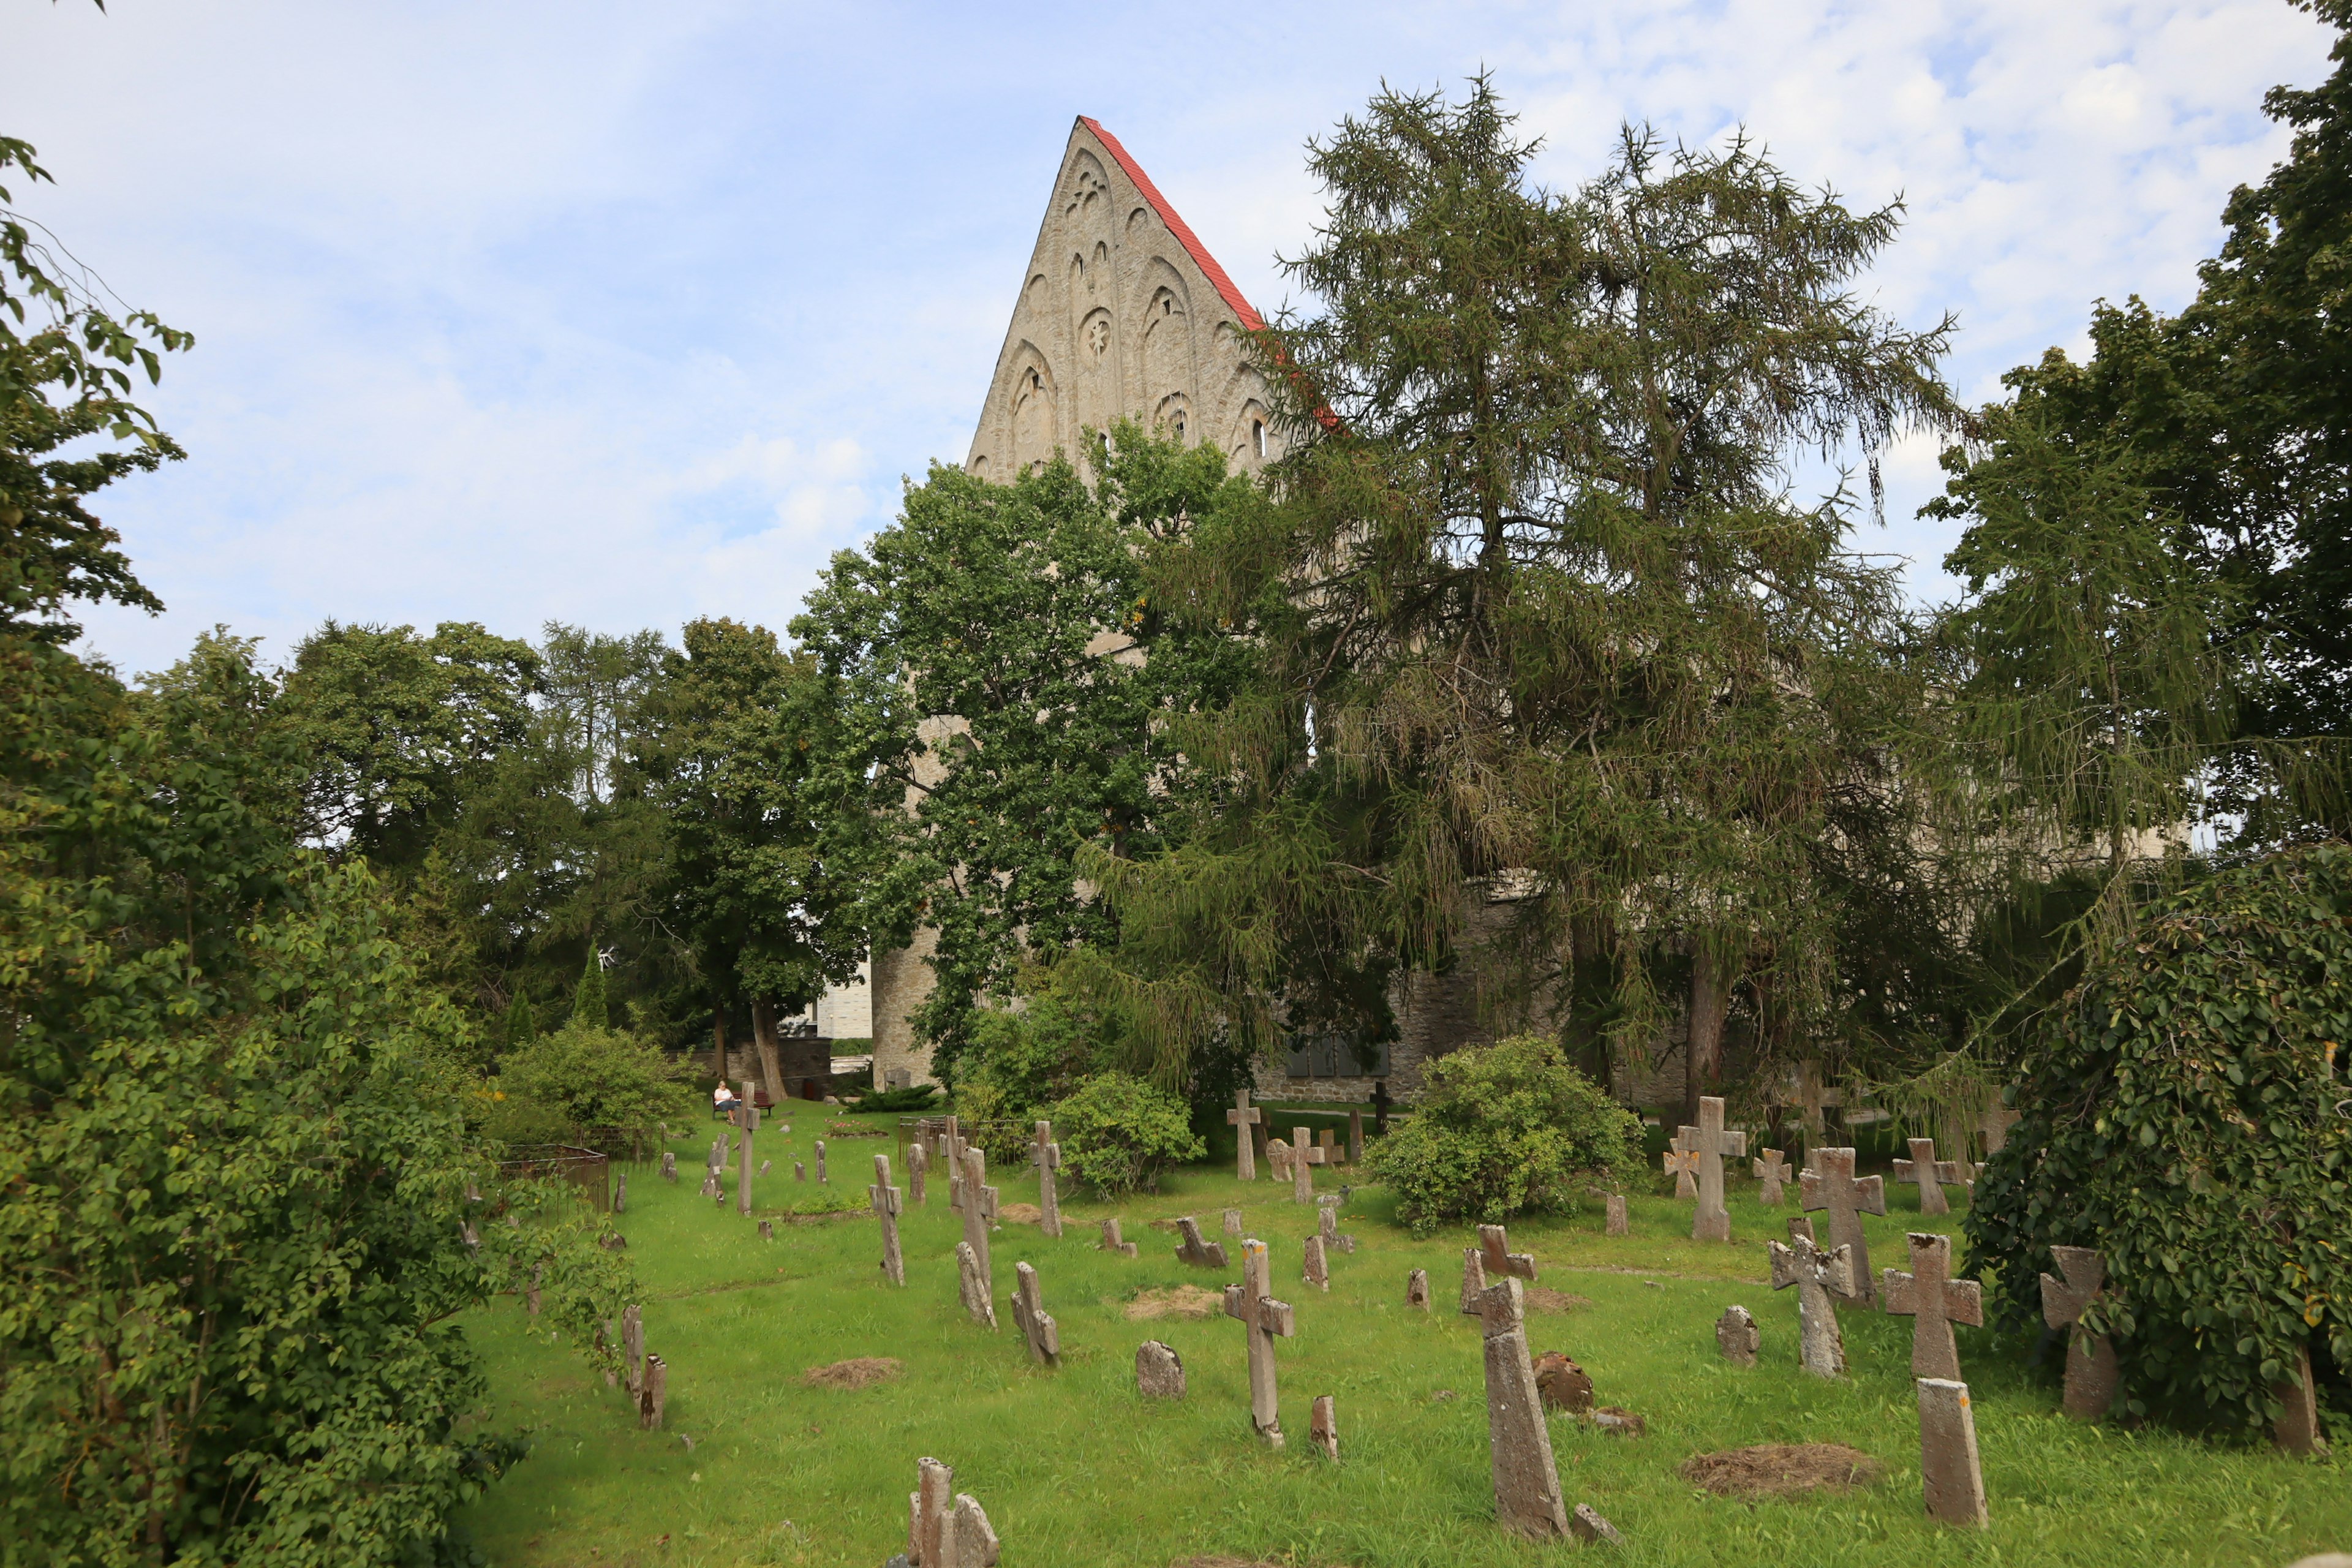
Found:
[1662,1132,1700,1199]
[1030,1120,1063,1237]
[1882,1231,1982,1380]
[736,1082,760,1216]
[1799,1147,1885,1303]
[944,1115,967,1210]
[1688,1095,1748,1242]
[1289,1126,1327,1202]
[956,1147,999,1328]
[1475,1278,1572,1539]
[1768,1232,1855,1378]
[1222,1237,1296,1447]
[1009,1261,1060,1366]
[1479,1223,1537,1283]
[1227,1089,1262,1180]
[871,1153,905,1286]
[1891,1137,1967,1216]
[2038,1245,2117,1420]
[1752,1148,1791,1206]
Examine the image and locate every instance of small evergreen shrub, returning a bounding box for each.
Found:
[491,1020,692,1149]
[1049,1071,1205,1196]
[1368,1035,1643,1232]
[1967,843,2351,1433]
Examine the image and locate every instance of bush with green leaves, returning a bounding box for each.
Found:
[1047,1071,1205,1196]
[489,1020,693,1152]
[951,987,1115,1165]
[1966,843,2351,1433]
[1368,1036,1644,1232]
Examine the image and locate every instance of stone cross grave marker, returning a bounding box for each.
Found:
[1136,1340,1184,1398]
[1476,1278,1572,1539]
[1752,1148,1791,1206]
[1407,1268,1430,1309]
[1316,1128,1343,1167]
[1098,1216,1138,1257]
[872,1153,905,1286]
[2038,1245,2118,1420]
[1227,1089,1262,1180]
[1978,1104,2021,1156]
[1316,1196,1355,1254]
[1768,1232,1855,1378]
[1173,1215,1228,1268]
[1605,1194,1629,1235]
[1302,1233,1329,1291]
[815,1139,827,1184]
[1223,1208,1243,1236]
[908,1457,1001,1568]
[1348,1109,1364,1164]
[1891,1137,1967,1216]
[1662,1131,1699,1198]
[1799,1147,1885,1303]
[1689,1096,1749,1242]
[956,1242,996,1329]
[944,1116,967,1210]
[1289,1126,1327,1202]
[2275,1345,2329,1456]
[1030,1120,1063,1237]
[1479,1223,1537,1283]
[1460,1245,1487,1313]
[1009,1261,1060,1366]
[1917,1378,1989,1526]
[1883,1231,1982,1381]
[660,1150,677,1182]
[1716,1305,1758,1364]
[908,1141,928,1205]
[1311,1395,1339,1461]
[957,1148,998,1328]
[736,1084,760,1215]
[1223,1237,1296,1447]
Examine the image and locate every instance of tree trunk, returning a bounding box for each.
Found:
[749,996,783,1101]
[710,1005,728,1085]
[1685,947,1731,1129]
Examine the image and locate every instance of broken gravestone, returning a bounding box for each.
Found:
[1098,1216,1139,1258]
[1768,1232,1854,1378]
[1173,1216,1228,1268]
[907,1457,1000,1568]
[1716,1305,1758,1365]
[1311,1395,1339,1460]
[1407,1268,1430,1310]
[1009,1261,1060,1367]
[1532,1351,1594,1414]
[1316,1195,1356,1254]
[1136,1340,1185,1398]
[1302,1233,1329,1292]
[1476,1278,1572,1539]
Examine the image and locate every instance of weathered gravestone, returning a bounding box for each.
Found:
[1316,1196,1356,1254]
[815,1139,827,1184]
[1662,1130,1699,1198]
[1289,1126,1327,1202]
[1479,1223,1537,1283]
[1533,1351,1593,1413]
[1569,1504,1623,1546]
[1716,1305,1758,1365]
[1223,1208,1243,1237]
[758,1219,774,1240]
[1460,1247,1487,1313]
[794,1161,805,1183]
[943,1116,967,1209]
[2275,1345,2330,1457]
[1407,1268,1430,1309]
[2038,1245,2119,1421]
[908,1140,929,1205]
[1883,1231,1982,1381]
[622,1302,643,1396]
[1978,1104,2021,1156]
[614,1171,627,1215]
[638,1354,667,1430]
[908,1457,1000,1568]
[1098,1216,1139,1258]
[1476,1278,1572,1539]
[1752,1148,1790,1206]
[1768,1232,1854,1378]
[1227,1088,1262,1180]
[1265,1137,1292,1182]
[1787,1215,1815,1244]
[956,1242,996,1329]
[1136,1340,1185,1398]
[1009,1261,1060,1367]
[1605,1193,1629,1235]
[1917,1378,1989,1526]
[1173,1216,1228,1268]
[1799,1147,1885,1303]
[736,1085,760,1215]
[1687,1095,1749,1242]
[1348,1109,1365,1165]
[1031,1120,1063,1237]
[1302,1233,1329,1291]
[758,1159,771,1177]
[872,1153,905,1286]
[660,1150,677,1182]
[957,1148,999,1329]
[1222,1238,1297,1447]
[1311,1395,1339,1461]
[1891,1137,1967,1216]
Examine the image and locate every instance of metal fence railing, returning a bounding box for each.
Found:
[495,1144,611,1212]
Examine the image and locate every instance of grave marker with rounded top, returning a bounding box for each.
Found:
[1916,1377,1989,1526]
[1891,1137,1967,1215]
[1302,1232,1329,1291]
[1009,1261,1060,1366]
[1752,1148,1790,1206]
[614,1171,628,1214]
[1605,1193,1629,1235]
[1882,1231,1981,1381]
[1173,1215,1228,1268]
[1136,1340,1185,1398]
[1265,1137,1292,1181]
[1223,1237,1296,1446]
[2037,1245,2118,1420]
[1687,1096,1749,1242]
[908,1140,929,1205]
[1223,1207,1243,1236]
[1716,1305,1758,1364]
[1407,1268,1430,1309]
[872,1153,905,1286]
[1098,1216,1138,1258]
[1227,1089,1262,1180]
[1311,1395,1339,1460]
[815,1139,827,1183]
[1768,1232,1854,1377]
[1475,1278,1572,1539]
[1030,1120,1063,1237]
[1798,1147,1885,1303]
[660,1151,677,1182]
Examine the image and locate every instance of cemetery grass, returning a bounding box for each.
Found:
[453,1117,2347,1568]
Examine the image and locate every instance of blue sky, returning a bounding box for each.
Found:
[10,1,2336,676]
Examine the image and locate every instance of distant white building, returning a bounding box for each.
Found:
[795,959,872,1041]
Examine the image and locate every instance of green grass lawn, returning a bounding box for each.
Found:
[451,1112,2346,1568]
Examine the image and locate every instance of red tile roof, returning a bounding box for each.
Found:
[1077,116,1267,334]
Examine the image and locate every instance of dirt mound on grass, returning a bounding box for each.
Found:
[998,1202,1044,1223]
[801,1357,902,1390]
[1125,1286,1225,1321]
[1524,1287,1591,1313]
[1680,1443,1880,1497]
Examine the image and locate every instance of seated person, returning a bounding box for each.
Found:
[712,1082,739,1116]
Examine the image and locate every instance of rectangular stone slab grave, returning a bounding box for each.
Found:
[2275,1345,2330,1457]
[1302,1233,1329,1292]
[1227,1089,1262,1180]
[1223,1238,1296,1447]
[1289,1126,1328,1202]
[1098,1216,1139,1258]
[1663,1129,1699,1198]
[1687,1095,1748,1242]
[1030,1120,1063,1237]
[1407,1268,1430,1309]
[1768,1232,1855,1377]
[1799,1147,1886,1303]
[1891,1137,1968,1216]
[1883,1231,1982,1381]
[1223,1207,1243,1236]
[2038,1245,2118,1421]
[1173,1216,1229,1268]
[1917,1378,1989,1526]
[614,1171,627,1215]
[1316,1195,1355,1254]
[944,1116,967,1210]
[1311,1395,1339,1460]
[908,1141,929,1205]
[956,1147,999,1329]
[1752,1148,1791,1206]
[872,1153,905,1286]
[1477,1278,1572,1539]
[622,1303,643,1396]
[908,1457,1000,1568]
[1605,1194,1628,1235]
[1009,1261,1060,1367]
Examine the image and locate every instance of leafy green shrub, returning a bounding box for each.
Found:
[1049,1071,1205,1196]
[491,1020,692,1150]
[1368,1036,1643,1232]
[1967,843,2351,1432]
[841,1084,940,1114]
[953,987,1116,1164]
